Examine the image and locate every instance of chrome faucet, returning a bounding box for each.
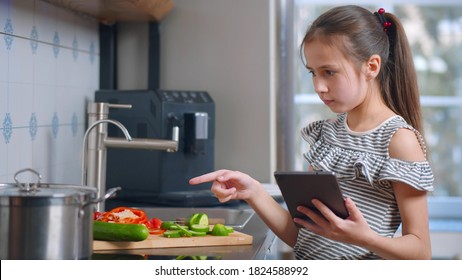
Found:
[82,102,179,211]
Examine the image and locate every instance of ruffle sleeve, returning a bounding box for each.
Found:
[378,158,434,192]
[303,142,434,194]
[301,120,325,146]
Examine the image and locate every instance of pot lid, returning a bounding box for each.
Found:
[0,168,97,206]
[0,183,96,198]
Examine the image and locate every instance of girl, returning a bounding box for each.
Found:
[190,5,434,260]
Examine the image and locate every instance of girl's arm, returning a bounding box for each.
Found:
[245,182,300,247]
[189,170,299,247]
[361,128,432,259]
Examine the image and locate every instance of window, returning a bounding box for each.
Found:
[292,0,462,199]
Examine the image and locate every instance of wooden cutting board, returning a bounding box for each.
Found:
[93,231,253,251]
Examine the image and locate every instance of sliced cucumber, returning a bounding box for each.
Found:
[175,223,193,237]
[169,224,189,230]
[161,221,176,230]
[163,230,181,238]
[190,224,210,233]
[189,230,207,237]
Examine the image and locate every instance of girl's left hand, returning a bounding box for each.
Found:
[294,197,374,246]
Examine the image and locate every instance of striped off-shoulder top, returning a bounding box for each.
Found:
[296,113,434,259]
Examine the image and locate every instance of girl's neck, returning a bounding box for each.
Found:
[346,88,396,132]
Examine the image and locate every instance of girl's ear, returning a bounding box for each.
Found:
[366,54,381,80]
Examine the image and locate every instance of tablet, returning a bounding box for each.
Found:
[274,171,349,226]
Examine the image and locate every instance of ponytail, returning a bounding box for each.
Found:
[381,13,423,133]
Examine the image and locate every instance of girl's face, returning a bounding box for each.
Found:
[303,39,369,114]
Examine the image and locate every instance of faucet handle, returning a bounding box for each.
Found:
[108,103,132,110]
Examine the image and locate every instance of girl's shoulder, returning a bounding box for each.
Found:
[389,125,427,162]
[300,115,339,145]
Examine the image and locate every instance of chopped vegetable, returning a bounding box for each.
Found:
[161,221,176,229]
[190,224,210,233]
[93,221,149,241]
[96,207,165,235]
[186,212,208,227]
[163,230,181,238]
[211,224,229,236]
[98,207,149,224]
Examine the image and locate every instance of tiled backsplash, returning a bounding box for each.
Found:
[0,0,99,184]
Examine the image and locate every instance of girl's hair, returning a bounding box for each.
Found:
[301,5,423,134]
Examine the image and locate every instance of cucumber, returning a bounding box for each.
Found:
[161,221,176,230]
[189,230,207,237]
[93,221,149,241]
[169,224,189,230]
[190,224,210,233]
[174,223,193,237]
[164,230,181,238]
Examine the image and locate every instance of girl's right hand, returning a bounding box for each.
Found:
[189,169,259,203]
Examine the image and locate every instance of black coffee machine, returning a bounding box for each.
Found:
[95,89,219,207]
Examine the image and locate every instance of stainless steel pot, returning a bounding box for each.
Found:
[0,168,120,260]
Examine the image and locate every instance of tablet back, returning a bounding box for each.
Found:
[274,171,349,224]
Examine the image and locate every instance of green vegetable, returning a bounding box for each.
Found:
[186,213,209,227]
[93,221,149,241]
[190,224,210,233]
[225,226,234,234]
[211,223,229,236]
[161,221,176,229]
[164,230,181,238]
[175,223,193,237]
[189,230,207,237]
[169,224,189,230]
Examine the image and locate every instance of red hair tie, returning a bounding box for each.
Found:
[375,8,392,32]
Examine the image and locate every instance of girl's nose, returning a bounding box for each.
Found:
[313,78,328,95]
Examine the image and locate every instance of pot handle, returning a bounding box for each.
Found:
[14,168,42,192]
[88,186,122,206]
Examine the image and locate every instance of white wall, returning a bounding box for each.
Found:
[0,0,99,183]
[118,0,276,182]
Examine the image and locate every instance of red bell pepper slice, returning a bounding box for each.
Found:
[98,207,149,224]
[97,207,166,235]
[145,218,165,235]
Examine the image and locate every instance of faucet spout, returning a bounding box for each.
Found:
[104,126,179,152]
[82,102,180,211]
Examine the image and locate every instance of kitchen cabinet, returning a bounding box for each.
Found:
[41,0,174,23]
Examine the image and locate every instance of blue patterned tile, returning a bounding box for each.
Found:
[2,113,12,144]
[89,41,95,64]
[51,112,59,139]
[52,31,60,58]
[71,112,78,137]
[29,113,37,140]
[3,18,13,50]
[72,36,78,61]
[30,25,38,54]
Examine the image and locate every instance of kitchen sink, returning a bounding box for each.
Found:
[140,207,255,229]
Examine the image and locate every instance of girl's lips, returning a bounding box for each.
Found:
[322,99,334,105]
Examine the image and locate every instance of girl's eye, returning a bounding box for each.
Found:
[325,70,335,76]
[308,70,316,77]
